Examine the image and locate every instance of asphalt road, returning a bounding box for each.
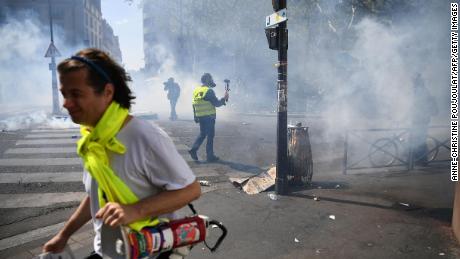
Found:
[0,117,261,258]
[0,114,458,258]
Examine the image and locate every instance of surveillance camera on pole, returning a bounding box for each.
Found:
[265,0,288,195]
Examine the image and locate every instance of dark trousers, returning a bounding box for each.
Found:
[169,99,178,120]
[191,116,215,158]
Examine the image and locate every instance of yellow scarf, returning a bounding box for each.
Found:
[77,102,160,231]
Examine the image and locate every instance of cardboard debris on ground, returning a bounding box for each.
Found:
[229,176,249,186]
[230,167,276,194]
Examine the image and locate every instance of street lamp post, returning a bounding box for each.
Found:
[266,0,288,195]
[45,0,61,115]
[276,0,288,195]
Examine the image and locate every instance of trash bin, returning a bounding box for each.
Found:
[288,122,313,186]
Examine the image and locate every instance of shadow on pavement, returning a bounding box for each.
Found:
[210,159,264,174]
[287,191,395,210]
[412,208,453,223]
[287,189,453,224]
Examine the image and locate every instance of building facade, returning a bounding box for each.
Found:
[101,19,122,64]
[0,0,122,62]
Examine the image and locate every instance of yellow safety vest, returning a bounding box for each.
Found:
[77,102,162,231]
[192,86,216,117]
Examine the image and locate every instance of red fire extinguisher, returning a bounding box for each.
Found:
[101,204,227,259]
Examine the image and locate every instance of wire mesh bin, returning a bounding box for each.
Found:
[288,122,313,186]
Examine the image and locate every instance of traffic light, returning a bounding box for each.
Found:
[265,27,278,50]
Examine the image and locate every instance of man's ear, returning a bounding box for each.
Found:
[104,83,115,100]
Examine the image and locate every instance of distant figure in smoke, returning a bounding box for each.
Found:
[163,77,180,120]
[411,73,438,165]
[189,73,229,162]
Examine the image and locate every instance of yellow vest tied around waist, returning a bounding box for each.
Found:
[77,102,161,231]
[192,86,216,117]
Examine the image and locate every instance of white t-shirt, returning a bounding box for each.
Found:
[82,117,196,255]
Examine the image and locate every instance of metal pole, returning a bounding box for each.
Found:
[275,0,288,195]
[48,0,54,43]
[343,130,348,175]
[408,128,414,170]
[48,0,60,115]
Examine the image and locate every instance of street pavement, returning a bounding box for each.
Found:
[0,119,255,259]
[0,127,88,259]
[0,116,459,258]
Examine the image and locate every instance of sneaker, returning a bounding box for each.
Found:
[188,150,198,161]
[206,155,220,162]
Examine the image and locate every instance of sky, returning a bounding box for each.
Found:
[101,0,144,71]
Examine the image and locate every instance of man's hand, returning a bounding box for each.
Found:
[95,202,139,227]
[42,196,91,253]
[42,233,69,253]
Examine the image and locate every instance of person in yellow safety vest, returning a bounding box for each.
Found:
[189,73,229,162]
[42,48,200,259]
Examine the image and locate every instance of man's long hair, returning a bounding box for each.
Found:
[57,48,135,109]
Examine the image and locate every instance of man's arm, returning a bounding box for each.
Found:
[96,181,201,227]
[192,105,198,122]
[203,89,226,107]
[43,195,92,253]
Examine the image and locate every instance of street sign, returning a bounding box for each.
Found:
[44,42,61,58]
[265,8,287,28]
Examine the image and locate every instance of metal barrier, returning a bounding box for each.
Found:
[342,126,450,175]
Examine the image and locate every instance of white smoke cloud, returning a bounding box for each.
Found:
[0,17,52,107]
[320,18,415,132]
[130,46,201,121]
[0,15,84,130]
[0,110,77,131]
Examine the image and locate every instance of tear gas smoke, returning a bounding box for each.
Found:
[137,0,451,169]
[1,0,450,164]
[0,110,77,131]
[140,0,448,129]
[0,17,52,107]
[0,12,85,130]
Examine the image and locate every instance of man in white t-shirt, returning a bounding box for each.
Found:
[42,48,200,259]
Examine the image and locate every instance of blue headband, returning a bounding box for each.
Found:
[70,56,112,84]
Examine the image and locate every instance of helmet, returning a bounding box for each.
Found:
[164,77,174,85]
[201,73,215,87]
